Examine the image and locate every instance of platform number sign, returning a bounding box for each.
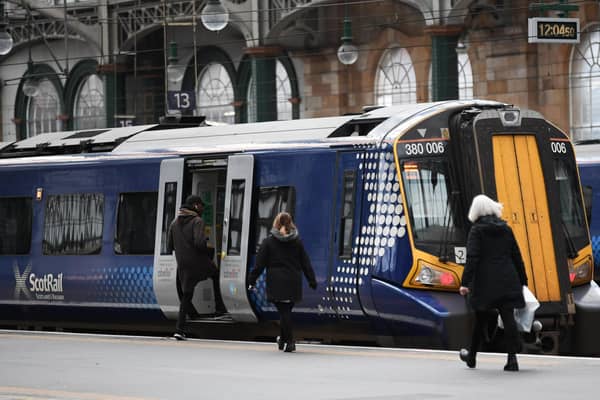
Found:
[167,91,196,111]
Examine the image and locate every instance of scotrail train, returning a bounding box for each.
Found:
[1,100,599,355]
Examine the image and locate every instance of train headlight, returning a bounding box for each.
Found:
[570,257,592,287]
[412,261,459,290]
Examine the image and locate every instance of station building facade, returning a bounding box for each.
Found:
[0,0,599,143]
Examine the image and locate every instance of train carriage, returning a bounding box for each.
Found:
[1,100,599,355]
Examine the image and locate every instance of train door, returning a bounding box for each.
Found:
[220,154,257,322]
[330,151,363,319]
[492,135,562,303]
[153,158,184,317]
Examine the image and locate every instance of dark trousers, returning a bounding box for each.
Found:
[175,275,227,334]
[274,302,295,344]
[470,306,520,355]
[176,290,195,334]
[207,269,226,313]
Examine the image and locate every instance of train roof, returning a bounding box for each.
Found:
[0,100,507,162]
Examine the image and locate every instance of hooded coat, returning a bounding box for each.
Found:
[167,207,215,292]
[461,215,528,310]
[249,228,317,303]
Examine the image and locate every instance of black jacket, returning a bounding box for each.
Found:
[167,208,215,292]
[248,229,317,302]
[461,215,528,310]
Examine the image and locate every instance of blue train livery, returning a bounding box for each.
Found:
[1,101,599,355]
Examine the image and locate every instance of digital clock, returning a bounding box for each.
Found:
[528,17,579,44]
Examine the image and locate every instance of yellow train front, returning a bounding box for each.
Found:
[384,103,599,355]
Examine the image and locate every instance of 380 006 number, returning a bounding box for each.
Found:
[404,141,445,156]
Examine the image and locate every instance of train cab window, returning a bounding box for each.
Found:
[114,192,158,255]
[554,159,588,248]
[401,160,465,254]
[160,182,178,255]
[340,171,356,258]
[43,193,104,255]
[227,180,245,255]
[0,197,32,255]
[254,186,296,252]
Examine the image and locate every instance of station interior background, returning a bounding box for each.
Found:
[0,0,598,144]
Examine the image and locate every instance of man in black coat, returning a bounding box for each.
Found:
[167,195,226,340]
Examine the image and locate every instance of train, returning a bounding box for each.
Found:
[1,100,600,355]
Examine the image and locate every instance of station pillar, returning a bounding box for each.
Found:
[425,25,463,101]
[244,46,280,122]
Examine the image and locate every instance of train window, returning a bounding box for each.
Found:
[0,197,32,255]
[160,182,178,255]
[340,171,356,258]
[254,186,296,252]
[114,192,158,255]
[554,159,588,249]
[227,180,245,255]
[401,160,465,254]
[43,193,104,255]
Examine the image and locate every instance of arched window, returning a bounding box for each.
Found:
[196,62,235,124]
[457,49,473,100]
[375,47,416,105]
[247,60,292,122]
[26,78,62,137]
[571,24,600,141]
[74,74,106,130]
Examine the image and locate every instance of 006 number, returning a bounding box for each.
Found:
[551,141,567,154]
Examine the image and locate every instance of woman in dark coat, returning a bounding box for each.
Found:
[248,212,317,352]
[459,194,528,371]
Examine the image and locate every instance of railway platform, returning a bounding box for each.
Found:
[0,330,598,400]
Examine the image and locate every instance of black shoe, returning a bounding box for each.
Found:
[459,348,476,368]
[173,332,187,341]
[504,354,519,371]
[276,336,284,351]
[283,341,296,353]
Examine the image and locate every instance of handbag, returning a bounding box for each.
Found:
[497,285,540,332]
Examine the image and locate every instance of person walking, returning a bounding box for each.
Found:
[247,212,317,352]
[167,195,227,340]
[459,194,528,371]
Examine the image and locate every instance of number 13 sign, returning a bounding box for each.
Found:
[167,91,196,111]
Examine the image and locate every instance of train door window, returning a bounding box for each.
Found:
[401,160,465,254]
[43,193,104,255]
[227,180,245,255]
[340,171,356,258]
[0,197,32,255]
[160,182,178,255]
[554,159,587,248]
[114,192,158,255]
[254,186,296,252]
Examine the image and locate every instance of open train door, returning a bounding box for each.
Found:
[153,158,184,318]
[220,154,257,322]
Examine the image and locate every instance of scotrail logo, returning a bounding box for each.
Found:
[13,263,65,301]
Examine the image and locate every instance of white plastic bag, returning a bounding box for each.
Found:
[497,286,540,332]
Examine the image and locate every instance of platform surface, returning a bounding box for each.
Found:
[0,330,598,400]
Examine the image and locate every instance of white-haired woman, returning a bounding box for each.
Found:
[459,194,528,371]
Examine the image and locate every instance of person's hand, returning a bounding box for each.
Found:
[247,284,256,292]
[459,286,469,296]
[309,281,317,290]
